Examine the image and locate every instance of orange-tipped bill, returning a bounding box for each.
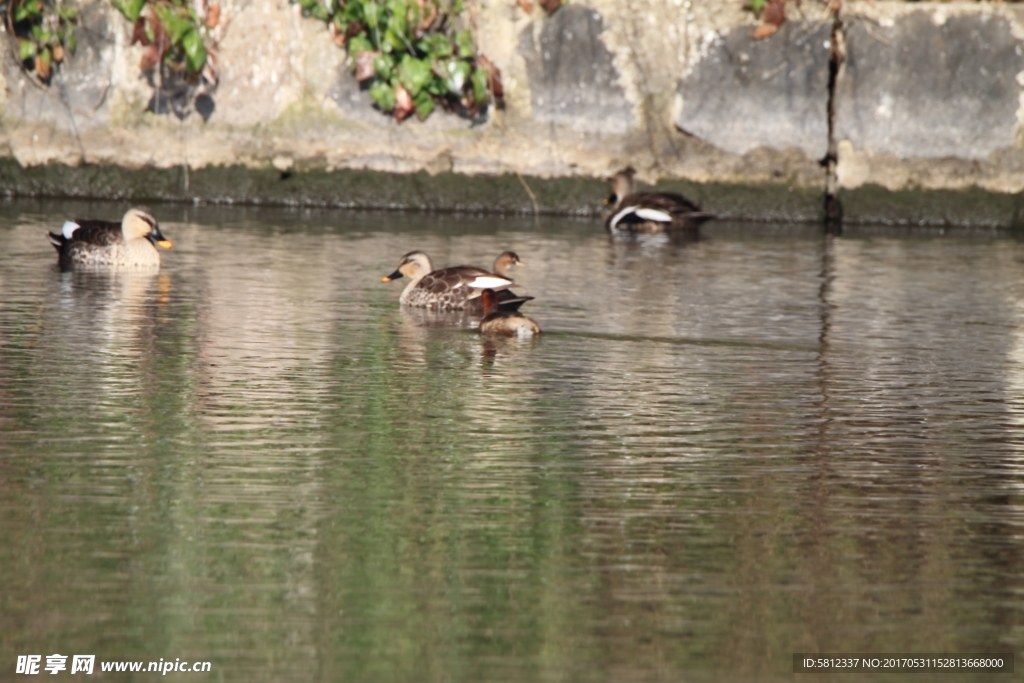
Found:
[381,270,403,283]
[150,224,172,249]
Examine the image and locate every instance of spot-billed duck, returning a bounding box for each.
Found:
[381,250,532,311]
[605,167,715,233]
[48,207,172,269]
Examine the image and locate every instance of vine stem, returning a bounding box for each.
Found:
[515,170,539,216]
[5,0,47,90]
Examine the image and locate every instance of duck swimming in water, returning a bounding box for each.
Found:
[48,207,172,270]
[381,250,532,311]
[491,250,525,277]
[604,167,715,233]
[478,288,541,337]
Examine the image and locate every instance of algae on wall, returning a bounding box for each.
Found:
[2,0,1024,226]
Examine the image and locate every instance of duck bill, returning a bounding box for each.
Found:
[381,269,404,283]
[151,227,172,249]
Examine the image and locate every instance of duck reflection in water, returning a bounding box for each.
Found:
[605,225,705,270]
[54,270,173,397]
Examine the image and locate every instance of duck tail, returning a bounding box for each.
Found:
[47,232,65,251]
[496,295,534,312]
[684,212,717,226]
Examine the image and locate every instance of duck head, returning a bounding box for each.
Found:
[492,251,524,277]
[124,207,172,249]
[479,288,500,315]
[605,167,637,209]
[382,250,433,283]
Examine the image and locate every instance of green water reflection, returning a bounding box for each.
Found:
[0,202,1021,682]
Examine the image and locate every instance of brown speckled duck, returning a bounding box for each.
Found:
[605,167,715,233]
[48,207,172,270]
[381,250,532,311]
[478,288,541,337]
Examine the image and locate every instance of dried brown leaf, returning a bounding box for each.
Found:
[751,23,780,40]
[139,45,161,71]
[35,54,50,80]
[478,54,503,104]
[346,21,366,40]
[539,0,562,15]
[52,44,64,62]
[355,50,379,82]
[394,83,414,123]
[515,0,534,14]
[330,22,346,47]
[132,17,150,46]
[206,2,221,29]
[152,18,170,52]
[763,0,786,27]
[417,0,438,32]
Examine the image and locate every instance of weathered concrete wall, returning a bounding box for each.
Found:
[834,2,1024,225]
[2,1,1024,226]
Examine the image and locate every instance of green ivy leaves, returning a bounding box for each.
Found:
[112,0,146,22]
[113,0,213,78]
[5,0,78,82]
[294,0,502,123]
[453,28,473,58]
[397,54,431,96]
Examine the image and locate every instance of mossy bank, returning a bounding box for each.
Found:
[4,0,1024,227]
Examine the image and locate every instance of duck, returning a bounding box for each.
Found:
[491,250,525,277]
[48,207,172,269]
[478,288,541,337]
[381,250,532,311]
[604,167,715,233]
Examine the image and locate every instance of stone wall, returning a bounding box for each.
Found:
[2,0,1023,226]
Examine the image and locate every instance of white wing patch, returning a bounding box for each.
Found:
[634,208,673,223]
[467,276,513,290]
[61,221,80,239]
[609,206,673,230]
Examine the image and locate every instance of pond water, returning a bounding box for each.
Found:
[1,199,1022,682]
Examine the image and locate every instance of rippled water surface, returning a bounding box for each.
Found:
[1,200,1022,682]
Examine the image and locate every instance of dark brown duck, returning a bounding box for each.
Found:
[604,167,715,233]
[478,288,541,337]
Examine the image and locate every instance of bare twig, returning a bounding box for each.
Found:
[515,170,539,215]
